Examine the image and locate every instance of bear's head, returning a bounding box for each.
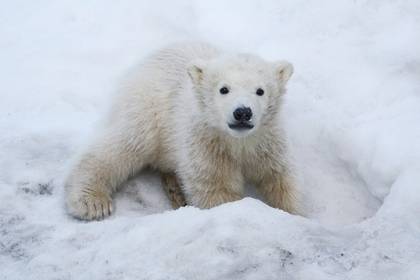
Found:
[187,54,293,138]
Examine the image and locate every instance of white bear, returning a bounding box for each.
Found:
[65,42,298,220]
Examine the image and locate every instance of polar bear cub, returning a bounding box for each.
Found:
[65,42,298,220]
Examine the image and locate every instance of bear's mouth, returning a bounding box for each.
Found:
[228,122,254,131]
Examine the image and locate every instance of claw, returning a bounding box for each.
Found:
[67,189,113,221]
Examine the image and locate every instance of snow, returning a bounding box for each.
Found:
[1,1,420,279]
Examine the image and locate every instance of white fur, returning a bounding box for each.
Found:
[65,42,298,220]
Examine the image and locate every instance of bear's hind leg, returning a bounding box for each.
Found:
[65,125,153,220]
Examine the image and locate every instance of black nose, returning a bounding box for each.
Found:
[233,107,253,121]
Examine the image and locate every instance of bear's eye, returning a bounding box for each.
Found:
[256,88,264,96]
[219,87,229,95]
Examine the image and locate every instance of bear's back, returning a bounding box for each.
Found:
[143,42,220,91]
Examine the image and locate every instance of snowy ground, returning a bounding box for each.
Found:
[1,1,420,279]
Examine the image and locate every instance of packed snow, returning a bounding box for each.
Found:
[1,1,420,279]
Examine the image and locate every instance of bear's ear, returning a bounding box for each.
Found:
[187,60,205,85]
[274,60,294,84]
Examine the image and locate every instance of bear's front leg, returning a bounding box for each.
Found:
[257,171,299,214]
[161,172,187,209]
[180,156,244,208]
[189,184,243,209]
